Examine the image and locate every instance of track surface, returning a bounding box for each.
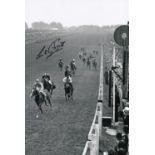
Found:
[25,32,106,155]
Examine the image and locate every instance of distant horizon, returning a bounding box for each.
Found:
[26,21,128,28]
[26,0,129,28]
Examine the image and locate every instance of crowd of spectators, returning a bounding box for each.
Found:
[107,100,129,155]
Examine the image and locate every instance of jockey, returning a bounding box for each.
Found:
[72,59,76,65]
[62,74,73,89]
[42,73,52,84]
[70,59,76,70]
[41,73,56,92]
[58,58,64,67]
[64,65,71,77]
[59,58,63,64]
[34,79,46,96]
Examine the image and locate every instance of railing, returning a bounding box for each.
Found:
[82,45,104,155]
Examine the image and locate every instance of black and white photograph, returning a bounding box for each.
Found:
[25,0,129,155]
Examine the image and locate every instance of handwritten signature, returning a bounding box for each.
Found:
[36,38,66,59]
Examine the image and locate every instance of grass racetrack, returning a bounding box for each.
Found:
[25,31,109,155]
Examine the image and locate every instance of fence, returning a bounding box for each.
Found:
[82,45,104,155]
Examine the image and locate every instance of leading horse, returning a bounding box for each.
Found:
[92,59,97,70]
[30,88,50,114]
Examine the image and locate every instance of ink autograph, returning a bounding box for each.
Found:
[36,38,66,59]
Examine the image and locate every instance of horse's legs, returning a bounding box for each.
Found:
[46,95,52,107]
[65,93,68,102]
[65,95,67,101]
[39,105,43,114]
[44,98,48,106]
[73,70,75,76]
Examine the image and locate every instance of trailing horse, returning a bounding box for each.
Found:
[87,58,91,70]
[64,83,73,102]
[82,57,86,64]
[79,53,82,60]
[58,61,63,71]
[70,62,76,75]
[92,59,97,70]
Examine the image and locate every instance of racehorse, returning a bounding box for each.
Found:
[70,62,76,75]
[82,57,86,64]
[92,59,97,70]
[87,58,91,70]
[30,88,48,114]
[64,83,73,102]
[58,61,63,71]
[42,79,56,97]
[79,53,82,60]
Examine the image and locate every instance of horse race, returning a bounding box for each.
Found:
[25,1,129,155]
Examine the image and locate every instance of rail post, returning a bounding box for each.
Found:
[97,103,102,137]
[112,43,116,126]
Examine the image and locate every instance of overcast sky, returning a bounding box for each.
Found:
[25,0,129,27]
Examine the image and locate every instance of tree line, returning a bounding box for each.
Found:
[25,21,121,32]
[25,21,63,30]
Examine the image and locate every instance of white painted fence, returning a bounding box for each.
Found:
[82,45,104,155]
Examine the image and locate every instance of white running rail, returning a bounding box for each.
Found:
[82,44,104,155]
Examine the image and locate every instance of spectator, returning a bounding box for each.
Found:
[123,107,129,126]
[123,126,129,153]
[115,139,128,154]
[116,148,126,155]
[123,125,129,135]
[117,140,126,149]
[108,149,117,155]
[116,131,122,141]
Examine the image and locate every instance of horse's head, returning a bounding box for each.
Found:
[51,83,56,90]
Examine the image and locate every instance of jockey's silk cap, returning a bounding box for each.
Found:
[36,79,39,82]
